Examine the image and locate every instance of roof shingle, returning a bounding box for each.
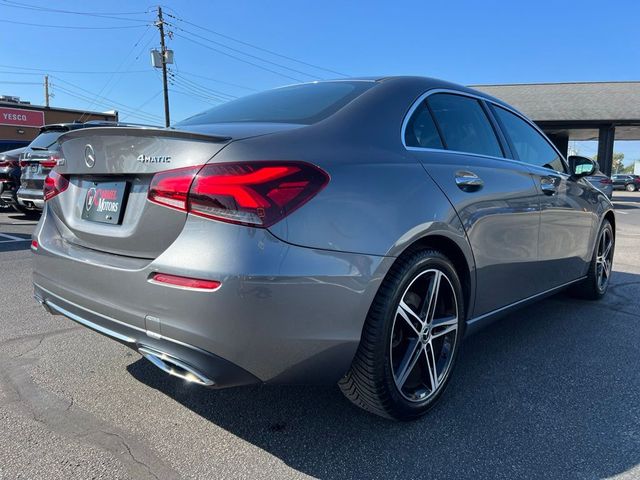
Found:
[470,82,640,122]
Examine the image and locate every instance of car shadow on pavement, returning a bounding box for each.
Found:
[127,272,640,479]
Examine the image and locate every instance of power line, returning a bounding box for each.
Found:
[171,71,236,100]
[53,84,161,124]
[165,12,346,77]
[0,64,150,75]
[77,26,153,121]
[168,78,227,103]
[0,18,148,29]
[53,84,162,124]
[166,21,321,80]
[173,32,304,82]
[51,77,162,122]
[176,70,258,92]
[0,0,150,22]
[0,81,41,85]
[163,68,224,105]
[119,89,163,121]
[0,71,41,76]
[170,88,219,107]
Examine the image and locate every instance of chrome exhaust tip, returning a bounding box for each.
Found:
[138,346,215,386]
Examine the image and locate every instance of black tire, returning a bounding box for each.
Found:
[570,220,614,300]
[339,249,465,420]
[626,183,636,192]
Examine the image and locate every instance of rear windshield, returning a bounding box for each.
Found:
[29,129,68,149]
[176,81,374,126]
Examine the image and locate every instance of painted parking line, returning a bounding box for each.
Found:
[0,233,30,243]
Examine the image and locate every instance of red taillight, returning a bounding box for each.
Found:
[599,178,613,185]
[148,162,329,228]
[148,165,200,211]
[43,170,69,201]
[39,156,60,169]
[19,160,29,168]
[150,272,221,290]
[31,240,38,250]
[0,160,17,168]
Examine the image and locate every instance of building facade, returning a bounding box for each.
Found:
[0,98,117,151]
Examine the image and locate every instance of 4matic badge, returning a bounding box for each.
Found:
[137,154,171,164]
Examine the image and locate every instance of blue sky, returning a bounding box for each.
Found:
[2,0,640,162]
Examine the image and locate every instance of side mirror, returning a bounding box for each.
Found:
[568,155,597,178]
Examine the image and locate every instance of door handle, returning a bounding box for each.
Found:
[455,171,484,191]
[540,176,557,195]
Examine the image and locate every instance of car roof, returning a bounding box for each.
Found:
[374,75,516,110]
[300,76,515,112]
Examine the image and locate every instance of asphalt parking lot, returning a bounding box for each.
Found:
[0,194,639,480]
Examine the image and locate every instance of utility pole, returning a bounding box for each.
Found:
[44,75,50,107]
[156,6,170,127]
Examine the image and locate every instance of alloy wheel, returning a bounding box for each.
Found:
[596,227,614,291]
[390,269,459,402]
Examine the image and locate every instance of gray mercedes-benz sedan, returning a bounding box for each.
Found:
[32,77,615,420]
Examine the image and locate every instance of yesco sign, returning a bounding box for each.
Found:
[0,107,45,127]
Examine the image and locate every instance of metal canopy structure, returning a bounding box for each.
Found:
[472,82,640,175]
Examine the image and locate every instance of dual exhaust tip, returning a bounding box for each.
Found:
[34,294,215,387]
[137,347,215,387]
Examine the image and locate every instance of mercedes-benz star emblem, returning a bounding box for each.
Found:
[84,144,96,168]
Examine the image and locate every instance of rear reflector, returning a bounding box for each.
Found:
[43,170,69,201]
[150,272,221,291]
[31,240,38,250]
[148,161,329,228]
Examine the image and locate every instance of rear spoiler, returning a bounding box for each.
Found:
[57,125,232,144]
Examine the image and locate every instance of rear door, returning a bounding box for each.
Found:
[613,175,629,189]
[490,104,597,289]
[404,91,541,316]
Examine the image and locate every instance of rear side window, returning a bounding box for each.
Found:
[493,106,565,173]
[176,81,374,126]
[404,102,443,149]
[29,130,67,149]
[427,93,503,158]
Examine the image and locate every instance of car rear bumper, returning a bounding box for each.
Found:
[32,207,393,386]
[17,187,44,209]
[33,287,261,387]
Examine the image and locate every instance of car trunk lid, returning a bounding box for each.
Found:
[50,126,233,259]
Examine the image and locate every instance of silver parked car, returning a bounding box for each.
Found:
[32,77,615,420]
[586,171,613,199]
[18,123,117,211]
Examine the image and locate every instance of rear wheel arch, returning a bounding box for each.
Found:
[341,240,468,419]
[603,210,616,237]
[393,234,473,322]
